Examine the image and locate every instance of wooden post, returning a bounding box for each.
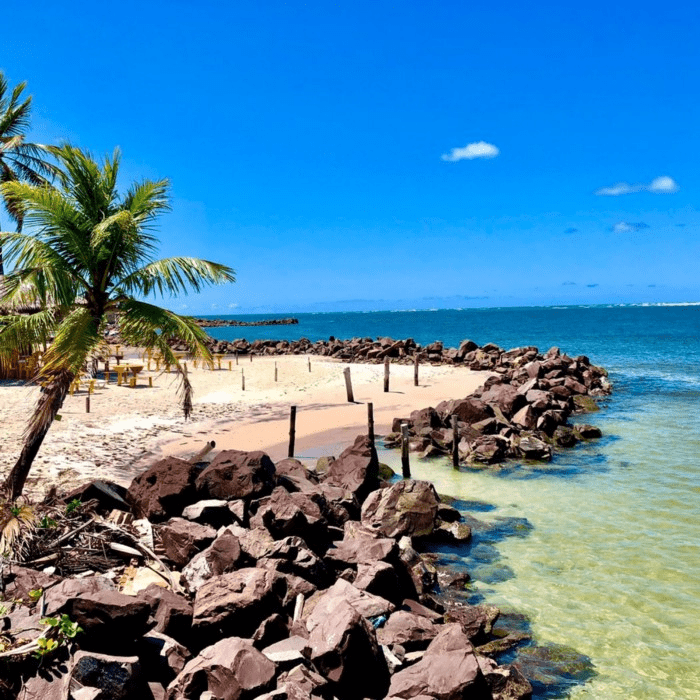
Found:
[451,414,459,468]
[343,367,355,402]
[188,440,216,463]
[308,358,311,372]
[288,405,297,458]
[275,362,278,382]
[242,369,245,391]
[228,360,232,371]
[367,402,375,443]
[414,354,419,386]
[105,371,110,384]
[235,352,239,365]
[401,423,411,478]
[85,396,90,413]
[149,376,153,387]
[250,353,253,362]
[384,357,390,392]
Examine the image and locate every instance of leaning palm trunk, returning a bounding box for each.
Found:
[5,368,74,500]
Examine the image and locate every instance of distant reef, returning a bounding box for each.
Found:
[193,317,299,327]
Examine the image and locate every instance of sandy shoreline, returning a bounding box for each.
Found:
[1,353,492,499]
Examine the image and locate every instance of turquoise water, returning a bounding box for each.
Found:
[207,305,700,699]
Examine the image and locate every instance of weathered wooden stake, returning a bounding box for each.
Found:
[367,402,375,443]
[451,414,459,468]
[401,423,411,478]
[149,376,153,387]
[414,354,419,386]
[384,357,390,392]
[343,367,355,402]
[228,361,232,371]
[308,358,311,372]
[275,362,278,382]
[235,352,239,365]
[188,440,216,464]
[288,405,297,458]
[242,369,245,391]
[250,353,253,362]
[85,396,90,413]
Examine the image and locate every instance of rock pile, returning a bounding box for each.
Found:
[386,345,609,466]
[192,318,299,328]
[3,438,533,700]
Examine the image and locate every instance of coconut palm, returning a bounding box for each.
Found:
[0,144,236,500]
[0,71,57,275]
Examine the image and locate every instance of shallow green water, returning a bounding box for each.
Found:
[379,397,700,699]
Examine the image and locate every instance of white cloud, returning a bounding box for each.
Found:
[612,221,650,233]
[441,141,499,161]
[596,175,679,196]
[648,176,679,193]
[228,303,239,309]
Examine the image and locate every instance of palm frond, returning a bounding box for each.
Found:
[0,308,57,364]
[115,257,236,298]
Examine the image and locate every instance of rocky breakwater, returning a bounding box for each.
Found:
[193,318,299,328]
[385,345,611,466]
[3,439,534,700]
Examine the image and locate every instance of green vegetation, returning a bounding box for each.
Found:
[0,144,235,500]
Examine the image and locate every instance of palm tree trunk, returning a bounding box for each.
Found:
[3,370,73,500]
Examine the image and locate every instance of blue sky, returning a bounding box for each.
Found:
[3,1,699,313]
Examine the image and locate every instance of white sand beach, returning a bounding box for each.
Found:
[0,352,492,499]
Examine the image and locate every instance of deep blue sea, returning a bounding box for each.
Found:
[204,305,700,699]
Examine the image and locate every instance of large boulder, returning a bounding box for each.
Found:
[480,384,527,418]
[158,517,217,566]
[324,435,380,504]
[192,568,288,640]
[387,624,490,700]
[196,450,276,501]
[166,637,276,700]
[304,579,395,626]
[361,480,439,539]
[126,456,198,522]
[376,610,438,650]
[308,600,390,699]
[182,529,244,591]
[437,398,493,426]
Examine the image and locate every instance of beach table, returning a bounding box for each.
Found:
[213,353,225,370]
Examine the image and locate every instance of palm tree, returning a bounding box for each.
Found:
[0,71,57,275]
[0,144,236,500]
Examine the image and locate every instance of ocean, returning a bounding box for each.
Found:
[204,304,700,699]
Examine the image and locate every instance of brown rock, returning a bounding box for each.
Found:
[376,610,438,650]
[325,434,380,504]
[196,449,276,501]
[305,579,395,627]
[182,529,244,591]
[511,405,538,430]
[69,651,146,699]
[158,517,216,566]
[126,456,198,522]
[192,568,288,639]
[166,637,276,700]
[481,384,527,418]
[361,480,439,539]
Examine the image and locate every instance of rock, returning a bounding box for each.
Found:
[477,656,533,700]
[182,529,244,591]
[361,480,439,539]
[166,637,276,700]
[324,526,398,568]
[469,436,507,464]
[376,611,438,650]
[192,568,288,640]
[511,405,538,430]
[1,564,61,603]
[481,384,526,418]
[574,424,602,439]
[252,612,291,649]
[409,407,442,431]
[275,458,319,493]
[308,600,390,699]
[553,426,578,447]
[277,663,329,698]
[353,561,401,603]
[387,624,490,700]
[432,519,472,543]
[305,579,395,627]
[182,499,234,528]
[257,536,330,587]
[325,435,380,504]
[62,480,131,513]
[139,584,193,644]
[517,436,553,461]
[250,487,330,553]
[69,651,146,700]
[45,579,150,652]
[436,503,461,523]
[436,398,492,425]
[158,517,216,566]
[126,457,199,522]
[139,631,191,683]
[261,635,310,665]
[444,604,500,643]
[195,449,276,501]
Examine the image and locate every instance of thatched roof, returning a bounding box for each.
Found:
[0,274,44,316]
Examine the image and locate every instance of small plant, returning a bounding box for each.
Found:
[32,614,83,659]
[28,589,43,603]
[0,604,8,616]
[38,515,57,529]
[64,499,82,516]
